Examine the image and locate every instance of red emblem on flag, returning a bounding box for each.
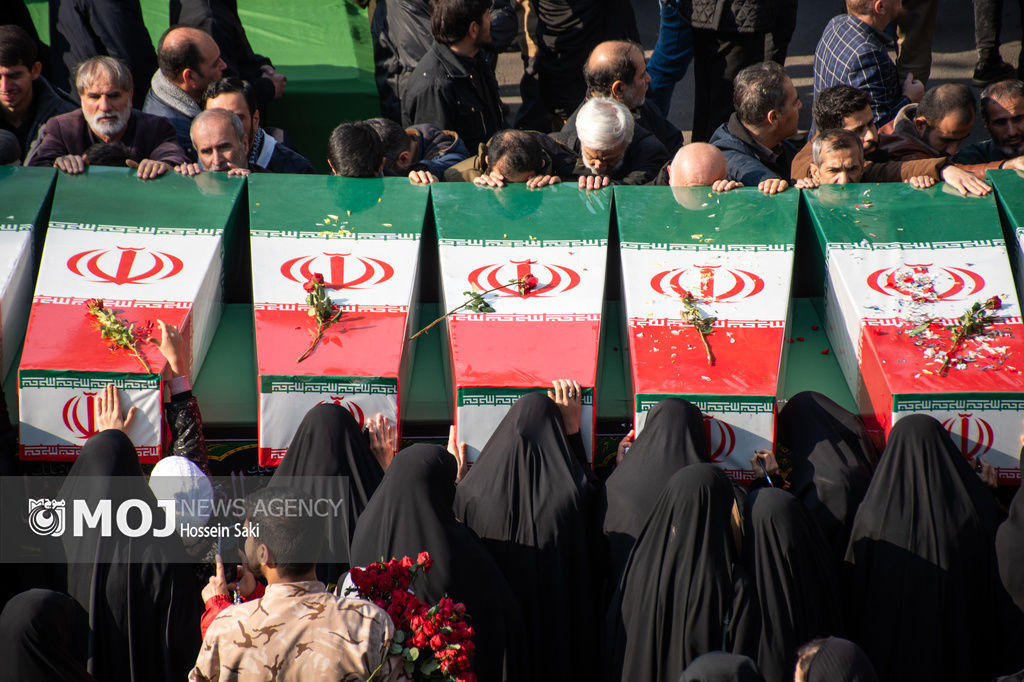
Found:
[67,247,184,285]
[650,265,765,301]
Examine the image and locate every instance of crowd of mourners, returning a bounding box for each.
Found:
[2,0,1024,679]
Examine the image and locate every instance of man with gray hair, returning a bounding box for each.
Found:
[26,55,186,177]
[552,96,669,188]
[709,61,800,194]
[175,108,249,176]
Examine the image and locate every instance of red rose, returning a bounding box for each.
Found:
[417,551,433,570]
[986,296,1002,310]
[313,273,325,285]
[303,280,316,293]
[524,274,539,292]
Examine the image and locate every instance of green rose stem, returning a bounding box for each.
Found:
[297,274,343,362]
[409,277,532,340]
[680,290,716,366]
[935,296,1002,376]
[85,300,152,373]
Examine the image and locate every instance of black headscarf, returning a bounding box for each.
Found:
[741,487,843,682]
[0,588,95,682]
[679,652,765,682]
[454,392,598,682]
[271,403,384,582]
[59,429,201,682]
[603,398,708,586]
[997,450,1024,613]
[803,637,879,682]
[604,464,760,682]
[776,391,877,565]
[350,443,529,681]
[843,414,1004,681]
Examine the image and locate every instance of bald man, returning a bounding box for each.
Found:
[651,142,742,190]
[562,40,682,152]
[143,26,226,160]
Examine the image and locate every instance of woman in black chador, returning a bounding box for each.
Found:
[59,429,202,682]
[741,487,843,682]
[843,414,1013,681]
[602,397,709,587]
[0,588,96,682]
[454,392,599,682]
[272,403,386,582]
[604,463,760,681]
[350,443,528,681]
[775,391,877,566]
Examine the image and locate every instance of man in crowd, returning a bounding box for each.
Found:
[956,80,1024,164]
[204,78,313,174]
[366,116,470,183]
[401,0,503,151]
[447,127,575,185]
[567,40,681,152]
[143,26,226,160]
[0,24,75,163]
[792,84,943,182]
[553,96,668,188]
[191,486,400,681]
[172,0,288,112]
[49,0,157,108]
[814,0,924,130]
[709,61,800,194]
[655,142,742,190]
[803,128,866,185]
[327,121,385,178]
[175,108,249,175]
[882,83,976,159]
[27,56,186,177]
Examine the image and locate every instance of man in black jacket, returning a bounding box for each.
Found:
[562,40,682,152]
[401,0,504,150]
[204,78,313,173]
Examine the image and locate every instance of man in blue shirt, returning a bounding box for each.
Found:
[813,0,924,129]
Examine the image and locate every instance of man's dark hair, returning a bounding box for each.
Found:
[812,128,863,165]
[156,26,202,81]
[84,142,131,167]
[980,79,1024,123]
[244,486,325,579]
[583,41,642,97]
[327,121,384,177]
[486,129,547,174]
[203,77,257,117]
[365,117,410,175]
[0,24,38,68]
[916,83,976,125]
[813,84,872,131]
[733,61,791,127]
[431,0,491,46]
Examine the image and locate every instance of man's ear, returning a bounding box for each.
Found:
[809,163,821,182]
[766,108,780,126]
[609,79,626,101]
[467,19,481,42]
[29,61,42,80]
[396,149,412,170]
[256,543,270,567]
[912,115,929,136]
[252,109,261,131]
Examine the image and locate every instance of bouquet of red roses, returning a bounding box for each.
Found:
[348,552,476,681]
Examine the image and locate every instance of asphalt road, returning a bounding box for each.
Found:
[495,0,1024,144]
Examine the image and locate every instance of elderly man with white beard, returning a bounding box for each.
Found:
[27,56,187,177]
[551,97,670,188]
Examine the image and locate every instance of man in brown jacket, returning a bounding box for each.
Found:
[792,84,991,196]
